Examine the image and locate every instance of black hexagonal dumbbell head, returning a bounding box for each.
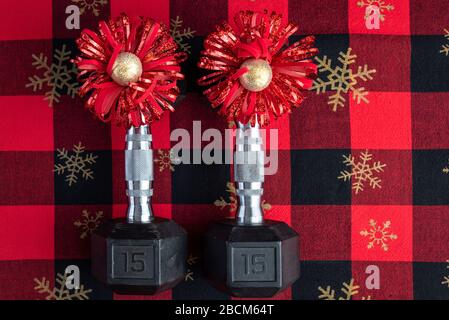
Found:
[203,218,300,297]
[92,217,187,295]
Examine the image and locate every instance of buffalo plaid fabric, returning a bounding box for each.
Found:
[0,0,448,300]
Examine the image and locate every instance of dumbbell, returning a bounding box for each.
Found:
[91,125,187,295]
[203,121,300,297]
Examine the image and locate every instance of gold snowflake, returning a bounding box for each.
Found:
[440,29,449,56]
[442,159,449,174]
[442,276,449,287]
[34,273,92,300]
[312,48,376,111]
[185,254,198,282]
[357,0,394,21]
[74,209,103,239]
[71,0,107,16]
[170,16,196,54]
[185,270,194,282]
[214,182,272,214]
[360,219,397,251]
[187,254,198,266]
[338,150,386,194]
[442,260,449,288]
[54,142,98,186]
[154,149,181,172]
[318,278,371,300]
[26,45,78,107]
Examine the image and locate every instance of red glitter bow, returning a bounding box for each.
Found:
[198,10,318,127]
[74,13,186,128]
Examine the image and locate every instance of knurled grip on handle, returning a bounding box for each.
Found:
[234,121,265,225]
[125,125,154,223]
[125,149,153,182]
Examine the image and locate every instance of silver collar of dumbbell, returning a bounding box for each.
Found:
[234,119,265,225]
[125,125,154,223]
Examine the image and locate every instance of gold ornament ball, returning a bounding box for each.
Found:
[239,58,273,92]
[110,52,143,86]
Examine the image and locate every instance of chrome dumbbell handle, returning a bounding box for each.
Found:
[125,125,154,223]
[234,120,265,225]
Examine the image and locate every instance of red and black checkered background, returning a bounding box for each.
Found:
[0,0,449,300]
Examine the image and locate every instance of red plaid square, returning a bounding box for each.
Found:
[0,96,53,151]
[0,260,53,299]
[290,93,351,149]
[351,205,412,262]
[170,0,227,36]
[0,152,54,205]
[350,34,411,92]
[0,205,54,260]
[412,92,449,149]
[111,0,169,24]
[413,206,449,262]
[410,0,449,35]
[292,205,351,261]
[0,0,52,40]
[54,97,111,151]
[289,0,349,35]
[351,92,411,150]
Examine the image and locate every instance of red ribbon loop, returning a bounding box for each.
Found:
[236,37,272,60]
